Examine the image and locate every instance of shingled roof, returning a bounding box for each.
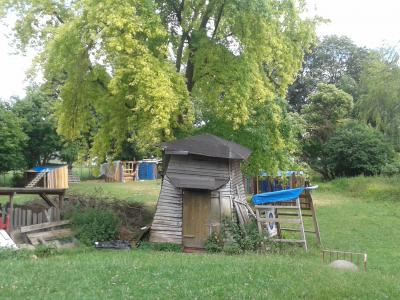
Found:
[162,134,251,160]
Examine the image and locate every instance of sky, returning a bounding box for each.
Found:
[0,0,400,100]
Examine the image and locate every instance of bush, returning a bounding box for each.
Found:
[205,232,224,253]
[204,219,264,254]
[322,122,394,178]
[10,172,25,187]
[71,208,120,246]
[139,242,182,252]
[34,244,58,257]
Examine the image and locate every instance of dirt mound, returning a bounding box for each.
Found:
[64,196,153,241]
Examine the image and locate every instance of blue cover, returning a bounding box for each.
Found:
[138,162,157,180]
[252,188,305,205]
[32,166,52,172]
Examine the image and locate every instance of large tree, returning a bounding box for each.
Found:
[0,102,27,173]
[12,87,62,167]
[301,83,353,178]
[1,0,315,173]
[356,49,400,150]
[287,35,368,112]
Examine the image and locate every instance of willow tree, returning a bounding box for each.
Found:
[1,0,315,171]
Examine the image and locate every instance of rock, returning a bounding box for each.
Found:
[329,260,359,272]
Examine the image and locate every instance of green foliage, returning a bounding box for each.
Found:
[322,122,394,178]
[71,208,120,246]
[12,87,61,167]
[139,242,182,252]
[0,249,32,260]
[223,219,263,253]
[1,0,316,172]
[287,35,368,112]
[356,49,400,150]
[10,172,25,187]
[302,83,353,142]
[0,102,27,173]
[301,84,353,177]
[205,231,224,253]
[34,244,58,257]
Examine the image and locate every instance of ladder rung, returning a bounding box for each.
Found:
[280,228,316,233]
[258,217,301,224]
[277,213,312,217]
[270,239,306,244]
[256,205,300,209]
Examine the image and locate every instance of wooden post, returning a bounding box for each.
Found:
[58,192,65,220]
[7,192,14,233]
[307,191,321,246]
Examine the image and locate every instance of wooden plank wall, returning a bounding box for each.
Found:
[150,177,183,244]
[47,166,69,189]
[230,160,247,202]
[166,155,229,179]
[10,206,58,229]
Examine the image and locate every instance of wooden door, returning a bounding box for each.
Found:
[182,190,211,248]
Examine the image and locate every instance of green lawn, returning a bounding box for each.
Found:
[0,176,400,299]
[0,179,162,206]
[68,180,161,206]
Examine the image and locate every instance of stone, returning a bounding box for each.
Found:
[329,260,359,272]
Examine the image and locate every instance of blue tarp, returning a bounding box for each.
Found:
[252,188,305,205]
[32,166,52,172]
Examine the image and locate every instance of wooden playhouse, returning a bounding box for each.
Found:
[25,165,69,189]
[149,134,251,249]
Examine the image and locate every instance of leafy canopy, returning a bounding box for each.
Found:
[287,35,368,112]
[0,103,27,173]
[12,87,61,167]
[323,121,394,178]
[356,49,400,150]
[2,0,315,173]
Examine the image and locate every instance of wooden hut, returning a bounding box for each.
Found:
[150,134,251,249]
[25,165,69,189]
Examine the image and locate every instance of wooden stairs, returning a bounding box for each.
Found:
[68,172,81,184]
[25,171,46,188]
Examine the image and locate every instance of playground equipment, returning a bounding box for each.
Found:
[252,186,321,251]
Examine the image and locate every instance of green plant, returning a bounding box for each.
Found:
[10,172,25,187]
[71,208,120,246]
[223,219,263,252]
[139,242,182,252]
[323,121,394,178]
[205,232,224,253]
[223,242,242,255]
[34,244,58,257]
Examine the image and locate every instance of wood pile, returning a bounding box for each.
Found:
[18,220,74,248]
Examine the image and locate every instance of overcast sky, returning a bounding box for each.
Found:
[1,0,399,100]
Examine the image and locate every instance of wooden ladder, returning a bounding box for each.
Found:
[255,188,321,251]
[25,172,46,188]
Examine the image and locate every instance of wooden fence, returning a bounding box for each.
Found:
[2,205,59,229]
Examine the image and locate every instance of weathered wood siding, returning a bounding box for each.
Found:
[166,155,229,179]
[150,176,182,244]
[230,160,246,203]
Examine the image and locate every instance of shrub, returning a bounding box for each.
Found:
[34,244,58,257]
[139,242,182,252]
[322,122,394,178]
[71,208,120,246]
[205,232,224,253]
[222,219,263,253]
[10,172,25,187]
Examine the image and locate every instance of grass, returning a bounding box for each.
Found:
[0,176,400,299]
[68,180,161,206]
[0,179,161,206]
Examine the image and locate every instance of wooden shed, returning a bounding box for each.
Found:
[150,134,251,249]
[25,165,69,189]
